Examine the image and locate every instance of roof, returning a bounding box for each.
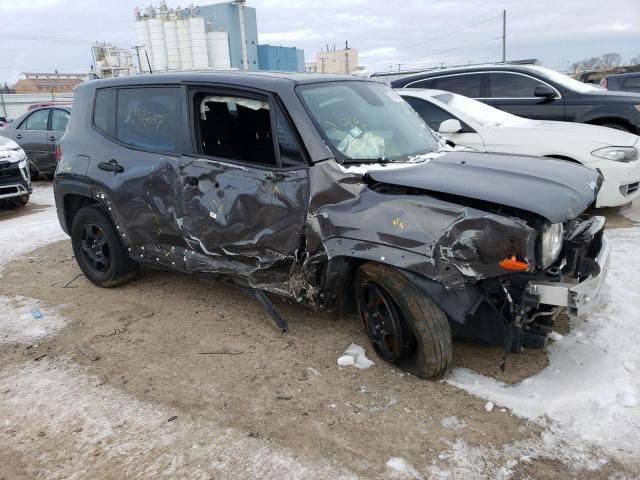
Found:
[89,70,370,89]
[22,72,86,78]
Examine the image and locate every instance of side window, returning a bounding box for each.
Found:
[407,78,436,89]
[116,87,179,152]
[434,74,481,97]
[404,97,455,131]
[93,89,116,136]
[194,92,276,166]
[488,73,544,98]
[50,109,70,132]
[275,108,305,167]
[622,76,640,89]
[20,109,49,131]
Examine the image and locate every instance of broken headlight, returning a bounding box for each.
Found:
[540,222,564,269]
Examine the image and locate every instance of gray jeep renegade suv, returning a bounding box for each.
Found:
[53,72,610,378]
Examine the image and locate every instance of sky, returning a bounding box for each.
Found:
[0,0,638,84]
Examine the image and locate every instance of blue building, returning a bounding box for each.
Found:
[257,45,305,72]
[190,1,259,71]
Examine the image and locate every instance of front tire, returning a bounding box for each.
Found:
[71,205,138,288]
[355,262,452,378]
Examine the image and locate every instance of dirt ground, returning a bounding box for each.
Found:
[0,187,638,479]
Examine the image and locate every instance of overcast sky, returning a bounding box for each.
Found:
[0,0,638,83]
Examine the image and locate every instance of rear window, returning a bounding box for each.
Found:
[433,74,482,98]
[116,87,179,152]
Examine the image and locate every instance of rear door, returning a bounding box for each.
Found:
[484,72,565,120]
[45,108,71,174]
[14,108,50,175]
[180,87,309,286]
[89,85,187,249]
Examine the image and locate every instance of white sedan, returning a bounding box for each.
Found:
[398,89,640,207]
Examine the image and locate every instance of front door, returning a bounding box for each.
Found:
[15,108,50,176]
[180,89,309,287]
[483,72,565,121]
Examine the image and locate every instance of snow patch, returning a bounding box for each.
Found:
[0,361,358,479]
[0,185,67,266]
[446,228,640,464]
[338,343,375,369]
[0,296,67,344]
[483,401,494,413]
[619,200,640,223]
[440,416,467,430]
[385,456,421,479]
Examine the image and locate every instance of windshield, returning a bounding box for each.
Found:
[433,92,527,127]
[528,66,601,93]
[298,81,439,162]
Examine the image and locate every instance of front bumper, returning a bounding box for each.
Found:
[526,236,611,317]
[592,158,640,207]
[0,160,32,200]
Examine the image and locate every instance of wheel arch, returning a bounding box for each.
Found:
[63,193,98,234]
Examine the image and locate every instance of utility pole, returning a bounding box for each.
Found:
[133,45,144,74]
[502,9,506,64]
[397,63,402,71]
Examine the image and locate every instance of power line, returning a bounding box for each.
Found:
[0,33,92,46]
[361,13,502,60]
[370,36,502,69]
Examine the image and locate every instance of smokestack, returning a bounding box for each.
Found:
[345,40,348,50]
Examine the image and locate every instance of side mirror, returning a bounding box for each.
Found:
[534,84,556,98]
[438,119,463,134]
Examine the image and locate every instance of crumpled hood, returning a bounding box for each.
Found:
[365,151,600,223]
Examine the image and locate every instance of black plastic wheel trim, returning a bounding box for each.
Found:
[79,223,111,273]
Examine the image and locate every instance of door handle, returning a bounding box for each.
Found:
[15,134,22,139]
[97,159,124,173]
[48,136,56,141]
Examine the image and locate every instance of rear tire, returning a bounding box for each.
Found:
[355,262,452,378]
[71,205,138,288]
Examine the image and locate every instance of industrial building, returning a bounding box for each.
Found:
[134,1,234,73]
[13,72,85,94]
[189,1,258,70]
[257,45,304,72]
[305,43,359,75]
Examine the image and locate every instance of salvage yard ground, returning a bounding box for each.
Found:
[0,183,639,479]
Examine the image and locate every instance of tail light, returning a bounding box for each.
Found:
[55,144,61,162]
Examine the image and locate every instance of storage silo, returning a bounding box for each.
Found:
[134,19,153,72]
[148,17,167,71]
[163,19,181,70]
[189,17,208,70]
[176,19,193,70]
[206,31,231,70]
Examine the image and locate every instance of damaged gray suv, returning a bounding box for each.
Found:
[53,72,610,378]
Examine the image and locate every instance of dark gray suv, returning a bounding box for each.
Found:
[53,72,610,378]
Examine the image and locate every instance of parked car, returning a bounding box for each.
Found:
[398,89,640,207]
[389,64,640,134]
[0,135,32,207]
[600,72,640,94]
[54,73,609,378]
[1,106,71,178]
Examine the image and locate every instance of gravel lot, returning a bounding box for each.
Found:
[0,184,638,479]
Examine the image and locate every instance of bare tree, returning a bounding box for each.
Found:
[630,55,640,65]
[601,52,622,69]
